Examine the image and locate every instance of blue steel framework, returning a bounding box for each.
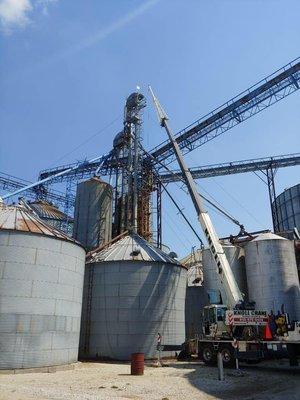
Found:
[2,153,300,235]
[150,57,300,166]
[0,171,74,208]
[159,153,300,183]
[2,58,300,237]
[37,57,300,184]
[158,153,300,233]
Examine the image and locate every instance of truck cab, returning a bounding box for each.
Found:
[203,305,230,338]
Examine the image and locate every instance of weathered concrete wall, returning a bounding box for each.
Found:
[80,261,186,360]
[0,231,86,369]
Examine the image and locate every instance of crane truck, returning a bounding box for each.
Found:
[149,86,300,367]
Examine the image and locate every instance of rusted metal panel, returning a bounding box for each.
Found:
[29,201,72,221]
[0,204,78,243]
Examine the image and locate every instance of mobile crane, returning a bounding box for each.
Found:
[149,87,300,367]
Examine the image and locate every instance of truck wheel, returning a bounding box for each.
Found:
[245,359,260,365]
[200,345,216,366]
[177,349,188,361]
[219,345,235,368]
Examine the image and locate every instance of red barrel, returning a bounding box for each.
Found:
[131,353,144,375]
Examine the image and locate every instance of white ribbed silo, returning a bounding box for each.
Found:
[73,177,113,251]
[202,244,248,304]
[244,232,300,320]
[0,204,85,370]
[79,232,187,360]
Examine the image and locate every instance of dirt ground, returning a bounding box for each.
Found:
[0,360,299,400]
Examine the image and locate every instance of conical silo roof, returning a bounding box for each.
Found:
[0,203,80,244]
[87,232,183,266]
[251,232,287,241]
[28,200,73,222]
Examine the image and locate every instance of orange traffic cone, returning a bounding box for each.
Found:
[264,323,273,340]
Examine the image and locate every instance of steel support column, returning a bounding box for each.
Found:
[266,166,280,232]
[156,181,162,249]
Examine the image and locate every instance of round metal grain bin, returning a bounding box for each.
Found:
[245,232,300,320]
[275,183,300,232]
[80,233,187,360]
[202,244,248,304]
[0,204,86,370]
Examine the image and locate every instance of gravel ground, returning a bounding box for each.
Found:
[0,360,299,400]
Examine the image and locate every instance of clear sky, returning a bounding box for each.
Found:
[1,0,299,257]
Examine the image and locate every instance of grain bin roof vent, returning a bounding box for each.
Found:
[87,232,183,266]
[0,203,80,244]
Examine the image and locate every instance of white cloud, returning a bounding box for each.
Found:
[64,0,160,56]
[36,0,57,16]
[0,0,33,32]
[0,0,58,33]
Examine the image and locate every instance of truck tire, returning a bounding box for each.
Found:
[219,345,235,368]
[245,359,260,365]
[287,344,299,366]
[177,349,188,361]
[199,344,217,366]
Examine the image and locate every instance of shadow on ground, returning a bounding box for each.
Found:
[165,360,300,400]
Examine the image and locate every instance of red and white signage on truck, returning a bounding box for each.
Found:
[225,310,268,326]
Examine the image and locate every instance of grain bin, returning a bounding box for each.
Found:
[0,203,85,370]
[244,232,300,320]
[73,177,113,251]
[275,183,300,232]
[181,249,207,339]
[202,244,248,304]
[80,232,187,360]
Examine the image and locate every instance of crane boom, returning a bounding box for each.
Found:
[149,86,243,308]
[150,58,300,166]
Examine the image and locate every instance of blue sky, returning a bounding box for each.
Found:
[1,0,299,256]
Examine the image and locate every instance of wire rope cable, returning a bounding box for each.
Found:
[48,114,122,168]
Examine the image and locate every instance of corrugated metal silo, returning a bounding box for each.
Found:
[73,177,113,251]
[181,249,207,339]
[0,203,86,370]
[202,244,248,304]
[275,183,300,232]
[244,232,300,320]
[80,232,187,360]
